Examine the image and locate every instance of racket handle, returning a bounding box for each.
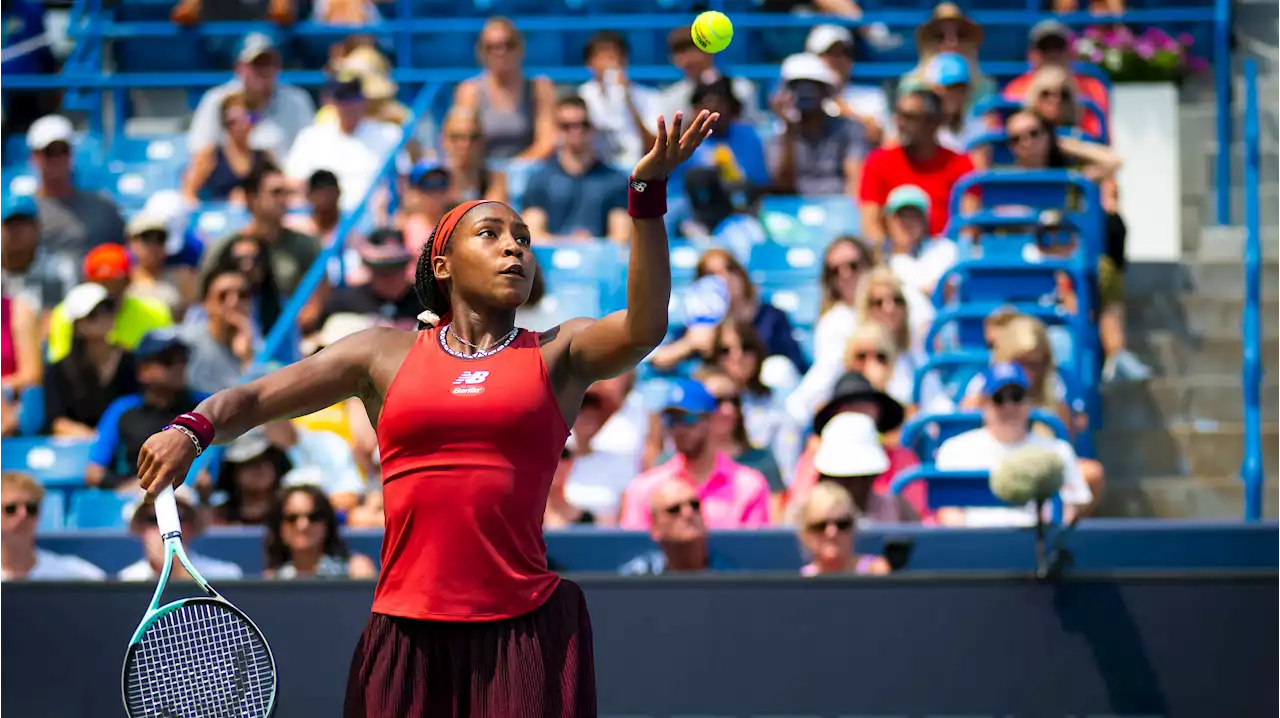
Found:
[154,486,183,537]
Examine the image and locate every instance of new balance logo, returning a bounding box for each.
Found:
[451,370,489,395]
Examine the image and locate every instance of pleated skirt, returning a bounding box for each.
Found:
[343,579,597,718]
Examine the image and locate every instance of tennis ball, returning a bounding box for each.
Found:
[691,11,733,54]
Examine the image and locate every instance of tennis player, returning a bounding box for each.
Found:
[136,110,718,717]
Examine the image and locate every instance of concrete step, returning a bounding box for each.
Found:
[1101,377,1279,428]
[1125,258,1280,301]
[1124,294,1280,339]
[1097,476,1279,519]
[1203,184,1280,230]
[1128,330,1280,377]
[1183,145,1280,196]
[1189,225,1280,261]
[1094,423,1279,480]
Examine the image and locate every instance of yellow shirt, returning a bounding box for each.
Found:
[46,295,173,362]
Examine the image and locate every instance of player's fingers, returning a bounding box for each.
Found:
[653,115,668,154]
[702,112,720,137]
[667,111,683,153]
[137,451,155,487]
[681,110,710,145]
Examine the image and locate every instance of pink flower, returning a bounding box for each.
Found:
[1089,49,1104,63]
[1178,32,1195,47]
[1189,56,1210,72]
[1134,40,1156,59]
[1084,26,1103,41]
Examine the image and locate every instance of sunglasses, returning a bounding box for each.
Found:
[662,498,702,516]
[216,288,251,301]
[872,296,906,310]
[825,260,863,275]
[714,394,742,407]
[447,132,480,142]
[134,230,168,245]
[661,411,704,428]
[853,351,890,364]
[1039,88,1073,101]
[283,510,325,526]
[484,38,517,52]
[147,350,189,367]
[807,516,854,533]
[40,143,71,159]
[1008,128,1043,146]
[558,121,592,131]
[991,386,1027,406]
[3,501,40,517]
[896,109,927,122]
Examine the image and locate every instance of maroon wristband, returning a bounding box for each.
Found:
[168,412,215,452]
[627,177,667,219]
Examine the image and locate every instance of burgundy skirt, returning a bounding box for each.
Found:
[343,579,596,718]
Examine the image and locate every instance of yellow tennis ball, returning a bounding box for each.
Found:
[691,11,733,54]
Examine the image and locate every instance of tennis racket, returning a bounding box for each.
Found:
[121,486,278,718]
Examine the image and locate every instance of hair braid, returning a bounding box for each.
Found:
[414,229,451,328]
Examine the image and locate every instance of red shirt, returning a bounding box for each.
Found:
[1003,72,1109,140]
[373,327,569,621]
[858,146,975,237]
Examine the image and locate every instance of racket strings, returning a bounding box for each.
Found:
[125,602,275,718]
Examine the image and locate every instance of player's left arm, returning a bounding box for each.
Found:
[561,110,718,382]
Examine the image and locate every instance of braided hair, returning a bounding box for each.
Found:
[414,225,450,329]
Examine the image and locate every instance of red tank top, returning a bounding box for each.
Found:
[371,326,569,621]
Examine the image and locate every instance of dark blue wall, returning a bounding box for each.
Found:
[3,574,1276,717]
[36,520,1280,575]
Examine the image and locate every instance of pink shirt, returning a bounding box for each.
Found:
[789,444,932,523]
[618,452,771,530]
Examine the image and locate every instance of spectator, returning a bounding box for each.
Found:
[768,53,867,196]
[180,266,257,395]
[796,482,890,575]
[285,74,405,213]
[619,378,770,530]
[806,25,890,145]
[134,190,202,307]
[293,313,380,482]
[284,170,366,287]
[171,0,294,26]
[935,362,1093,526]
[201,162,323,320]
[321,229,420,330]
[211,428,293,525]
[1003,20,1108,140]
[85,329,201,490]
[28,115,127,256]
[618,478,732,575]
[810,413,920,524]
[47,245,174,363]
[437,108,509,203]
[788,373,924,522]
[452,17,556,161]
[347,491,384,528]
[264,485,376,579]
[1,294,41,435]
[577,30,660,168]
[759,0,900,50]
[677,166,769,260]
[182,91,273,203]
[858,89,977,244]
[786,235,878,427]
[673,78,769,191]
[855,266,932,360]
[398,161,456,260]
[119,493,243,581]
[563,373,647,524]
[902,3,994,108]
[1022,66,1087,137]
[697,368,787,507]
[1004,110,1121,180]
[201,235,284,334]
[544,434,596,528]
[927,53,986,154]
[187,33,315,158]
[708,319,800,472]
[319,46,410,130]
[843,321,910,409]
[660,26,761,124]
[125,210,187,316]
[42,284,139,437]
[1,194,75,314]
[883,185,960,298]
[521,97,629,243]
[0,472,106,580]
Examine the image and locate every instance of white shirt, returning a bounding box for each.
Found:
[2,549,106,581]
[937,114,988,155]
[934,428,1092,527]
[284,120,407,212]
[786,303,858,427]
[564,389,647,521]
[889,237,961,297]
[577,78,661,168]
[187,80,316,157]
[118,554,245,582]
[826,84,891,134]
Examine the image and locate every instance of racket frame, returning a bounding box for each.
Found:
[120,486,279,717]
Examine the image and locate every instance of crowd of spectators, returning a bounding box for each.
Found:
[1,2,1148,581]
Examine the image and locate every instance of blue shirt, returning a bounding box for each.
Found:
[90,391,208,484]
[1,0,52,76]
[521,156,627,238]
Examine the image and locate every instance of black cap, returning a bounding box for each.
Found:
[812,371,905,435]
[325,74,364,102]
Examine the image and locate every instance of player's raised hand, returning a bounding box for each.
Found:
[137,429,200,496]
[632,110,719,181]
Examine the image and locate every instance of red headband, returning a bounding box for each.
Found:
[426,199,499,326]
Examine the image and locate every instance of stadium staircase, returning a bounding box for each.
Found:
[1100,0,1279,517]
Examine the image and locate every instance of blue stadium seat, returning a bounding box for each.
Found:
[762,283,821,329]
[889,466,1064,523]
[899,410,1070,464]
[18,385,45,436]
[747,240,820,286]
[38,492,65,532]
[0,437,94,487]
[67,490,132,530]
[759,195,860,249]
[911,349,991,406]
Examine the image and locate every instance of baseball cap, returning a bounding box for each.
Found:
[982,362,1031,396]
[804,25,855,55]
[134,328,189,361]
[325,74,365,103]
[1029,19,1070,46]
[780,53,839,87]
[127,210,168,237]
[60,283,113,322]
[27,114,74,152]
[237,32,278,64]
[408,161,451,191]
[83,243,131,281]
[885,185,931,216]
[223,427,271,464]
[358,228,412,267]
[659,378,718,415]
[926,52,972,87]
[813,412,890,478]
[1,194,38,222]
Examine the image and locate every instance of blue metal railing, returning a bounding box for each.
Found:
[1213,0,1234,226]
[1240,59,1263,522]
[183,81,444,481]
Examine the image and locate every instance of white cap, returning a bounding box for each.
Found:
[27,115,74,151]
[281,466,326,489]
[780,53,839,87]
[140,190,193,256]
[223,428,272,464]
[805,25,854,55]
[60,283,111,322]
[813,413,890,478]
[127,210,168,237]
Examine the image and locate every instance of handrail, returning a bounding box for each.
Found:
[182,81,444,482]
[1240,59,1262,522]
[1213,0,1234,225]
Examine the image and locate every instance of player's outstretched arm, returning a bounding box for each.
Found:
[137,327,393,496]
[562,109,718,382]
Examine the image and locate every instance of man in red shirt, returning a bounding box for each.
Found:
[858,88,976,243]
[1003,20,1109,139]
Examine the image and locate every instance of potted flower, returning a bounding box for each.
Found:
[1070,26,1209,85]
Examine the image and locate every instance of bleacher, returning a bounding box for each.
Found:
[0,0,1262,550]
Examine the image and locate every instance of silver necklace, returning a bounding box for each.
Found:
[440,323,519,360]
